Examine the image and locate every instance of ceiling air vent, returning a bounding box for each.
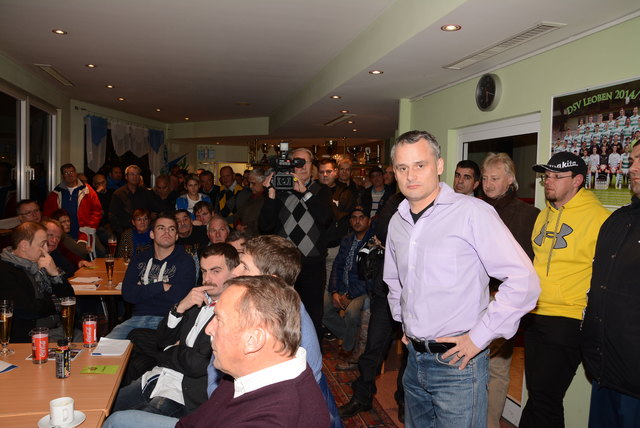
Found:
[324,114,356,126]
[444,21,566,70]
[34,64,74,86]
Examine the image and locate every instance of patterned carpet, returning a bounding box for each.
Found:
[322,338,399,428]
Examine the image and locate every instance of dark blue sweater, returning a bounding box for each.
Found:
[122,246,196,316]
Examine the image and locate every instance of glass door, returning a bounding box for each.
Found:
[0,86,56,221]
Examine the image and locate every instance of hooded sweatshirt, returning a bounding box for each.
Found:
[530,188,610,319]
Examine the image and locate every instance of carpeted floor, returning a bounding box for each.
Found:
[323,338,399,428]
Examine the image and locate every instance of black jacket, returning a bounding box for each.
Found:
[582,196,640,399]
[0,260,75,342]
[154,305,215,413]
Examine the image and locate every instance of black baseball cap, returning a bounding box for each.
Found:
[532,152,587,177]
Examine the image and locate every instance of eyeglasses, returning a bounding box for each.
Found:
[539,174,574,184]
[18,209,40,216]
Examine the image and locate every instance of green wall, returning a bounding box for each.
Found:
[403,16,640,428]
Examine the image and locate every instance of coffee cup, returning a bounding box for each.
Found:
[49,396,74,426]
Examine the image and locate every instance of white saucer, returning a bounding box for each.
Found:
[38,410,86,428]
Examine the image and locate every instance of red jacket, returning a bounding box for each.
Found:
[43,181,102,243]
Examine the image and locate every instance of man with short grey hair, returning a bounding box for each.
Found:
[385,130,539,427]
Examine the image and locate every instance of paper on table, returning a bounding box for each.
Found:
[115,282,122,290]
[72,284,98,290]
[80,365,119,374]
[70,277,101,283]
[0,360,17,374]
[91,338,130,356]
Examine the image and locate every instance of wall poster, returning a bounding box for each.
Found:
[551,77,640,208]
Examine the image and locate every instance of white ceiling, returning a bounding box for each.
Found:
[1,0,638,146]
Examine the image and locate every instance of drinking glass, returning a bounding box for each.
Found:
[60,297,76,345]
[107,235,118,257]
[105,256,115,284]
[0,300,14,356]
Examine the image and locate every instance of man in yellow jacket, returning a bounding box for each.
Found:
[520,152,610,428]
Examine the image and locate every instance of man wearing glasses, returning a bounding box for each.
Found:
[520,152,610,428]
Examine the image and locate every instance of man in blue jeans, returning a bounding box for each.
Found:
[107,213,196,340]
[385,131,540,427]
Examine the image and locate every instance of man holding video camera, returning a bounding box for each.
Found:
[259,146,334,340]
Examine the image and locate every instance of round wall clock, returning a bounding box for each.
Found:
[475,74,501,111]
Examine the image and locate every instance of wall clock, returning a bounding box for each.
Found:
[475,74,501,111]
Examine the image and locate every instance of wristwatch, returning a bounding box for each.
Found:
[170,304,184,318]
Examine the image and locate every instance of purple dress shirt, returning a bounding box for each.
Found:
[384,183,540,350]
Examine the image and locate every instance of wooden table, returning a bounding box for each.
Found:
[71,258,128,296]
[71,258,129,331]
[0,409,105,428]
[0,342,131,419]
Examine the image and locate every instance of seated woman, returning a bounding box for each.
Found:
[50,208,90,260]
[117,208,152,259]
[175,174,212,219]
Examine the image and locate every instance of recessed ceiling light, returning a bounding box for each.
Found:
[52,29,67,35]
[117,97,125,101]
[340,110,349,114]
[330,95,341,99]
[184,117,190,121]
[441,24,462,31]
[85,64,96,68]
[105,84,114,89]
[155,108,161,112]
[216,142,220,145]
[368,70,384,75]
[352,129,358,132]
[346,120,354,124]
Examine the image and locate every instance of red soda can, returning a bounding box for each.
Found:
[30,327,49,364]
[82,314,97,348]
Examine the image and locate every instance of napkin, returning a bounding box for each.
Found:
[91,338,130,356]
[0,360,17,374]
[70,277,101,283]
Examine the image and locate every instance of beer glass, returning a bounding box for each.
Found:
[0,300,13,355]
[105,256,115,284]
[107,235,117,257]
[60,297,76,345]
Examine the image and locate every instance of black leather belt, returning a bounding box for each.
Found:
[410,338,455,354]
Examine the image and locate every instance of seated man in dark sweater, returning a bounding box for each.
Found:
[178,275,329,428]
[0,222,76,342]
[107,213,196,339]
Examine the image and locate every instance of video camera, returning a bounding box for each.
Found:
[269,142,305,191]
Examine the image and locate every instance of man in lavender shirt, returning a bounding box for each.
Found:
[384,130,540,428]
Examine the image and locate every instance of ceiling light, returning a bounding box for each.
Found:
[184,117,190,121]
[52,29,67,35]
[117,97,125,101]
[352,129,358,132]
[330,95,341,99]
[441,24,461,31]
[105,84,114,89]
[368,70,384,75]
[155,108,161,112]
[346,120,354,124]
[85,64,96,68]
[340,110,349,113]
